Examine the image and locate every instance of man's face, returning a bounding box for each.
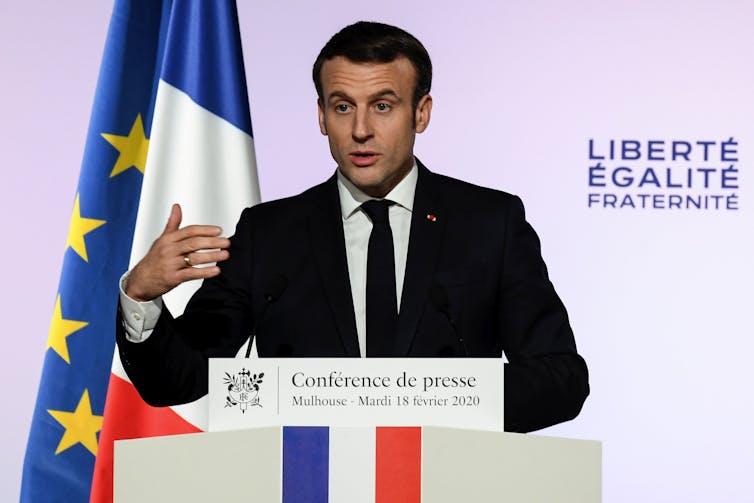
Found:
[318,56,432,198]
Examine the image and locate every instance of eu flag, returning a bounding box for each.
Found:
[21,1,171,500]
[23,0,259,500]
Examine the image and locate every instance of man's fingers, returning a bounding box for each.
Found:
[177,236,231,255]
[164,204,182,233]
[168,224,224,242]
[161,207,224,243]
[176,264,222,283]
[182,249,230,267]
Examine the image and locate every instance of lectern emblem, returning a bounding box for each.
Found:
[223,369,264,413]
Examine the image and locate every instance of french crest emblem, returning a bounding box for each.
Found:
[223,368,263,412]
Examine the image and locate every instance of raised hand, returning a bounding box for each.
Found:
[125,204,231,302]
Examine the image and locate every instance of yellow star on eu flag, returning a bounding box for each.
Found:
[47,390,103,456]
[65,194,105,262]
[46,295,88,364]
[101,114,150,177]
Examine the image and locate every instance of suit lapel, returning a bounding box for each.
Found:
[307,177,361,357]
[395,163,446,355]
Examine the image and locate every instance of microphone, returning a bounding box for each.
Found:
[429,285,469,357]
[245,274,288,358]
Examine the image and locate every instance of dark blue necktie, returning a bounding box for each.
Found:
[361,199,397,356]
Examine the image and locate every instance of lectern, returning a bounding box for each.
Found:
[114,426,601,502]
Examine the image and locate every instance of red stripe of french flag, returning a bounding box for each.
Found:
[376,427,422,502]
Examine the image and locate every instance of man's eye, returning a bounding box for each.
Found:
[375,103,391,112]
[335,104,350,112]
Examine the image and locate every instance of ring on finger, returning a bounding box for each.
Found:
[184,254,192,267]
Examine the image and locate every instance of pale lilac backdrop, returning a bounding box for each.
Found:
[3,1,753,501]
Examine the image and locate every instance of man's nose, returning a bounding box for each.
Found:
[352,109,373,142]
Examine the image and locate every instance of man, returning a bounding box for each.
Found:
[117,21,588,433]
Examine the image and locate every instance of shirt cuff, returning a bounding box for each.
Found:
[119,271,163,343]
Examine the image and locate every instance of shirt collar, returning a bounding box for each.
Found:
[337,161,418,220]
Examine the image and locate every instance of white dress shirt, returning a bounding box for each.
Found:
[338,163,416,356]
[119,162,418,357]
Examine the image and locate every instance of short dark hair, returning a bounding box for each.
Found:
[312,21,432,110]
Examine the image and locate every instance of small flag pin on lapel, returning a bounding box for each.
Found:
[426,214,437,222]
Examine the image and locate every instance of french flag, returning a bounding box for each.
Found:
[283,427,421,503]
[91,1,259,500]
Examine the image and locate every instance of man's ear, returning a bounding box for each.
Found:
[318,99,328,135]
[415,94,433,133]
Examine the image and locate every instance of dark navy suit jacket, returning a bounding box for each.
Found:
[117,162,589,432]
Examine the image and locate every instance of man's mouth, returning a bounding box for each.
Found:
[349,151,380,167]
